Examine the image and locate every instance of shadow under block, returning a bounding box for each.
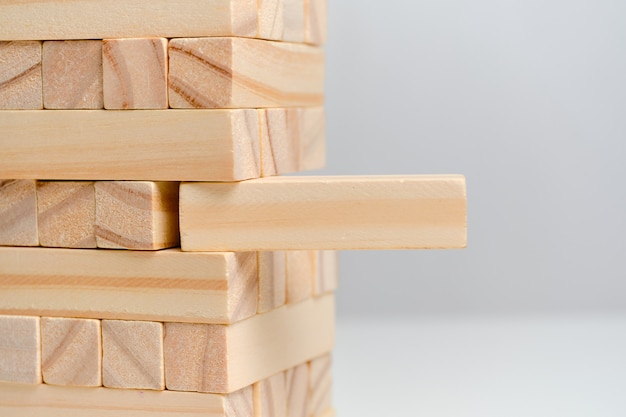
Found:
[0,110,261,181]
[286,363,309,417]
[254,371,287,417]
[0,382,255,417]
[168,37,324,109]
[309,354,332,417]
[0,179,38,246]
[103,38,168,109]
[258,251,287,314]
[0,41,42,109]
[42,40,103,109]
[37,181,97,249]
[0,247,258,324]
[0,315,41,384]
[41,317,101,387]
[180,175,467,251]
[95,181,179,250]
[164,294,334,394]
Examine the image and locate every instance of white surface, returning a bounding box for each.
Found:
[334,315,626,416]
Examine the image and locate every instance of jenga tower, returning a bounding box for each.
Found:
[0,2,466,416]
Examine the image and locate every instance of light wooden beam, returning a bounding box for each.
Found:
[0,180,38,246]
[0,247,258,324]
[180,175,467,251]
[0,315,41,384]
[0,41,42,109]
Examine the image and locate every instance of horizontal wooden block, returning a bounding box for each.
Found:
[0,382,255,417]
[0,247,258,324]
[180,175,467,251]
[0,41,42,109]
[0,179,38,246]
[168,37,324,108]
[164,294,335,394]
[0,110,260,181]
[0,315,41,384]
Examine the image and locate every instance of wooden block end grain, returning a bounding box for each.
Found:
[0,41,42,109]
[0,179,38,246]
[0,315,41,384]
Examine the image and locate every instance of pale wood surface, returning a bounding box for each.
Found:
[304,0,328,45]
[314,251,339,296]
[286,251,316,304]
[37,181,96,248]
[283,0,306,42]
[42,41,103,109]
[164,294,335,394]
[180,175,467,251]
[286,363,309,417]
[0,381,241,417]
[95,181,179,250]
[41,317,101,387]
[258,0,284,40]
[168,37,324,108]
[0,247,258,324]
[103,38,168,109]
[0,179,38,246]
[254,372,287,417]
[309,354,332,417]
[0,315,40,384]
[102,320,164,390]
[298,107,326,172]
[258,251,287,313]
[0,41,42,109]
[0,110,260,181]
[224,385,254,417]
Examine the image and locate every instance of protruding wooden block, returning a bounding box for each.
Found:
[0,180,38,246]
[309,354,332,417]
[37,181,96,248]
[314,251,339,296]
[0,315,41,384]
[168,37,324,109]
[0,41,42,109]
[304,0,327,45]
[254,372,287,417]
[41,318,102,387]
[42,41,103,109]
[286,251,316,304]
[286,363,308,417]
[102,320,164,390]
[103,38,168,109]
[95,181,179,250]
[258,251,287,313]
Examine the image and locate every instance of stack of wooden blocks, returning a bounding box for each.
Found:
[0,1,467,416]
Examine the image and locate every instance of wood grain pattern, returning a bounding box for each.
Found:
[304,0,327,45]
[258,251,287,313]
[41,317,101,387]
[286,251,316,304]
[223,384,254,417]
[309,354,332,417]
[164,294,335,394]
[168,37,324,109]
[258,0,284,40]
[254,372,287,417]
[42,41,103,109]
[95,181,179,250]
[102,320,164,390]
[283,0,305,42]
[0,41,42,109]
[37,181,96,248]
[0,315,40,384]
[0,110,260,181]
[285,363,308,417]
[314,251,339,296]
[0,381,247,417]
[180,175,467,251]
[0,180,38,246]
[0,247,258,324]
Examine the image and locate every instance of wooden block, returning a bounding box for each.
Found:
[0,382,255,417]
[164,294,335,394]
[316,409,335,417]
[0,180,38,246]
[0,0,261,41]
[0,315,40,384]
[180,175,467,251]
[286,251,316,304]
[258,251,287,313]
[103,38,168,109]
[42,41,103,109]
[168,37,324,109]
[283,0,305,42]
[37,181,96,248]
[314,251,339,296]
[309,354,332,417]
[286,363,308,417]
[41,317,101,387]
[0,247,257,324]
[224,386,254,417]
[258,0,284,40]
[304,0,327,45]
[95,181,179,250]
[102,320,164,390]
[0,109,260,181]
[0,41,42,109]
[259,107,326,177]
[254,372,287,417]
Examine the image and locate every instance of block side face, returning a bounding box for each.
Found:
[224,385,254,417]
[0,315,41,384]
[227,252,259,322]
[231,109,261,180]
[231,0,259,38]
[0,41,42,109]
[0,179,38,246]
[258,251,287,313]
[308,354,332,417]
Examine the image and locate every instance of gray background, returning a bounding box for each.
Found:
[320,0,626,318]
